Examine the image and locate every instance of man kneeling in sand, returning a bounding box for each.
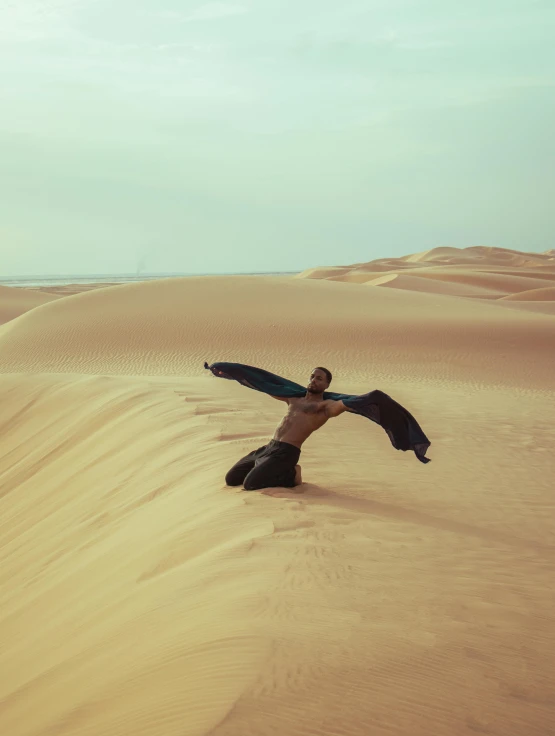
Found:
[225,367,349,491]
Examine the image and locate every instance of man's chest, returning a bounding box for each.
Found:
[291,400,328,417]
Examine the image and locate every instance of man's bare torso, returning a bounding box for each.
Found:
[272,396,333,448]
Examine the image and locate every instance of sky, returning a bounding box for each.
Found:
[1,0,554,276]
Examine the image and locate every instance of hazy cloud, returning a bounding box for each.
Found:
[184,3,248,22]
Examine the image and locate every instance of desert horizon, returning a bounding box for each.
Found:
[1,244,554,736]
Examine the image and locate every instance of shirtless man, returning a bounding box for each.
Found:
[225,367,349,491]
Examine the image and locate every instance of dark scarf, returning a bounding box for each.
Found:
[204,361,431,464]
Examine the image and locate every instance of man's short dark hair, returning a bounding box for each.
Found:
[316,367,332,385]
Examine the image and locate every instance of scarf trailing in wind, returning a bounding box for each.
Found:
[204,361,431,464]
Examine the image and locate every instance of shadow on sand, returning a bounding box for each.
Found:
[260,483,553,554]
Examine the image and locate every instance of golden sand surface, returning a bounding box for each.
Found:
[1,247,554,736]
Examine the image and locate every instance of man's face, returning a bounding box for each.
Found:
[307,369,328,394]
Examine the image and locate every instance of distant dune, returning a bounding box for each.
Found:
[296,246,555,313]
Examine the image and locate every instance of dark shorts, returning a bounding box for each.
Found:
[225,439,301,491]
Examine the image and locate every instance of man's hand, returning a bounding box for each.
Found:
[325,400,347,418]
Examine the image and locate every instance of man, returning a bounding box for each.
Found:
[225,367,349,491]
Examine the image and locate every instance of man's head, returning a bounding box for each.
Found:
[307,366,332,395]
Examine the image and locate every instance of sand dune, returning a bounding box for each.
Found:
[403,245,555,267]
[494,285,555,316]
[25,282,124,297]
[363,273,504,298]
[494,300,555,316]
[0,275,553,389]
[0,284,61,325]
[297,246,555,304]
[501,286,555,301]
[407,269,555,295]
[1,259,554,736]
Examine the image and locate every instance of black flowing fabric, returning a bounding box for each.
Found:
[204,361,431,464]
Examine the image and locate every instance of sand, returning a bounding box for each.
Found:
[297,246,555,315]
[1,246,554,736]
[0,285,62,326]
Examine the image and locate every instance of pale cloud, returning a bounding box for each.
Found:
[381,31,453,51]
[146,2,248,23]
[183,2,248,22]
[155,42,217,52]
[0,0,78,41]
